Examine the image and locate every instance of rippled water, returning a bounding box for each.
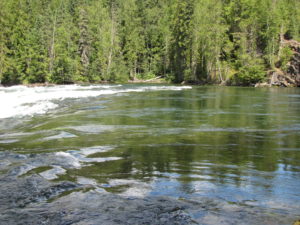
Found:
[1,84,300,223]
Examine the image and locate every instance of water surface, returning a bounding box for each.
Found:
[1,84,300,223]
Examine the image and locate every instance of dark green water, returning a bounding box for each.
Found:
[1,84,300,217]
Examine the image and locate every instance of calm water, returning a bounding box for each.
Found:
[1,84,300,217]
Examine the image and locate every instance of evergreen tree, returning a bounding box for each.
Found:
[169,0,194,83]
[0,0,299,85]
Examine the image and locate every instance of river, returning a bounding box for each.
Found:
[0,84,300,224]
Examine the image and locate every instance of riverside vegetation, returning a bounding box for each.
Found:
[0,0,299,86]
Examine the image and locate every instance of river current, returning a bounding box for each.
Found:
[0,84,300,224]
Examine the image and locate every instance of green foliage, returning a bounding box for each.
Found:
[169,0,194,83]
[109,61,129,83]
[279,46,293,72]
[136,72,156,80]
[0,0,299,85]
[232,60,266,86]
[50,57,75,84]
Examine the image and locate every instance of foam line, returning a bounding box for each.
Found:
[0,85,191,119]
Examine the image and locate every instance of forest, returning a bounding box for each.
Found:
[0,0,299,86]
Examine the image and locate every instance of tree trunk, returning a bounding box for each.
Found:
[79,8,90,77]
[107,4,116,77]
[49,12,57,76]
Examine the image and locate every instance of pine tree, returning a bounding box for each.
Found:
[169,0,194,83]
[0,0,299,85]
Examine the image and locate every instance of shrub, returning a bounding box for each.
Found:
[233,63,266,86]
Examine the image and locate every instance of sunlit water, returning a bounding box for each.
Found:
[1,84,300,219]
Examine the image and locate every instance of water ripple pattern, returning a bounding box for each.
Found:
[0,85,300,224]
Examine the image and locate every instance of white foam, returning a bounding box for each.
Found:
[67,125,145,134]
[68,125,116,134]
[55,152,81,168]
[0,85,192,119]
[0,132,35,138]
[81,157,122,163]
[39,166,66,180]
[55,145,120,168]
[79,146,115,155]
[77,177,98,185]
[0,139,19,144]
[43,131,77,141]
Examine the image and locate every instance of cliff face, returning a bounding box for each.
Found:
[287,40,300,86]
[269,39,300,87]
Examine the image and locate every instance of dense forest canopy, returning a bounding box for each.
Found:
[0,0,299,85]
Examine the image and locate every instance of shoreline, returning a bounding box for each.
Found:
[1,80,299,88]
[0,79,168,88]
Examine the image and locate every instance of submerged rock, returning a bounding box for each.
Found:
[0,152,298,225]
[0,175,80,210]
[0,173,298,225]
[0,175,195,225]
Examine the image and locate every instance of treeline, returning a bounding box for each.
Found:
[0,0,299,85]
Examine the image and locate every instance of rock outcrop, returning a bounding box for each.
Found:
[258,39,300,87]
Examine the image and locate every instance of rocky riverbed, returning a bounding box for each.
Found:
[0,152,298,225]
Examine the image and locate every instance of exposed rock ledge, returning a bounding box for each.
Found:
[256,39,300,87]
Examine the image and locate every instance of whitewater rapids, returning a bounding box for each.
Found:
[0,84,192,119]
